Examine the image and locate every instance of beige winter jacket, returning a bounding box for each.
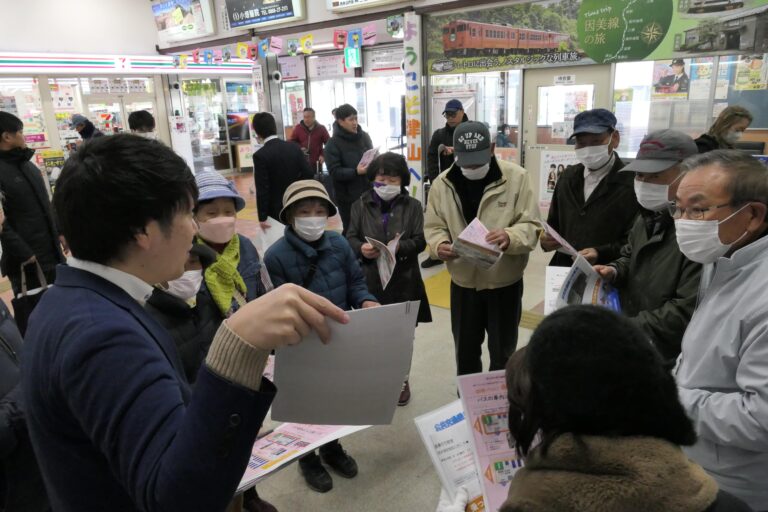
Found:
[424,158,541,290]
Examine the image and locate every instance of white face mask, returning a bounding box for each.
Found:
[674,205,749,264]
[634,172,683,212]
[374,184,401,202]
[461,162,490,180]
[294,216,327,242]
[575,143,611,170]
[724,131,742,144]
[165,269,203,301]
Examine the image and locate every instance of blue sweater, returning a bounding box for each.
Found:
[22,265,275,511]
[264,229,376,310]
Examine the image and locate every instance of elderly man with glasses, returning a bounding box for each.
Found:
[670,149,768,512]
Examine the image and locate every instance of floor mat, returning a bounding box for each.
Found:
[424,269,544,330]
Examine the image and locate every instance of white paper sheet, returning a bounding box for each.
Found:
[541,220,578,258]
[452,218,502,270]
[544,266,571,315]
[272,301,418,425]
[415,401,485,510]
[253,216,286,255]
[365,234,402,289]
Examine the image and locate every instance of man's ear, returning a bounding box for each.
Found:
[747,202,768,232]
[134,223,154,251]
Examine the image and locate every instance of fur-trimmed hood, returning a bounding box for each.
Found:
[501,434,718,512]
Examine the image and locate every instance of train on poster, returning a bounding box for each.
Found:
[442,19,570,57]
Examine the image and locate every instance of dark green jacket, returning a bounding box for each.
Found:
[610,212,701,362]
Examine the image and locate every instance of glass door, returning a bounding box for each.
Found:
[365,75,404,154]
[280,81,307,138]
[521,65,611,212]
[182,78,231,173]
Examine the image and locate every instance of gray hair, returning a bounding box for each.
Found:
[681,149,768,219]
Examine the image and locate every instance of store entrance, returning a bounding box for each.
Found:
[521,65,611,211]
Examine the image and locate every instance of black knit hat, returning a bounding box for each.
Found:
[524,305,696,448]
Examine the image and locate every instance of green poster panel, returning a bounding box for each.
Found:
[578,0,673,63]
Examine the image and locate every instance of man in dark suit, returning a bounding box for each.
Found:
[0,111,64,295]
[252,112,313,230]
[21,134,348,511]
[541,109,640,267]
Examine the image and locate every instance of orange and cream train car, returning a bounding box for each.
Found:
[442,19,570,57]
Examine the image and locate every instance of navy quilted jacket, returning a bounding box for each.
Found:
[264,228,376,310]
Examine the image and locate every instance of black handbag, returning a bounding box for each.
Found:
[11,261,51,336]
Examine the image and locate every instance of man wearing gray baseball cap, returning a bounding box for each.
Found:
[424,121,541,375]
[593,129,702,363]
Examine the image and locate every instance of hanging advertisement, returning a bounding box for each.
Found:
[327,0,404,11]
[426,1,587,74]
[152,0,216,45]
[579,0,768,64]
[278,56,306,80]
[404,12,425,202]
[225,0,304,30]
[428,0,768,73]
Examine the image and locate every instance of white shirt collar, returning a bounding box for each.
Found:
[583,152,615,200]
[262,135,279,144]
[67,257,154,305]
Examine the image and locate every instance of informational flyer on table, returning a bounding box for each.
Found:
[458,371,523,512]
[415,400,485,511]
[539,151,576,210]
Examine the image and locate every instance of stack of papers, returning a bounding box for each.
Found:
[452,218,502,270]
[365,234,402,289]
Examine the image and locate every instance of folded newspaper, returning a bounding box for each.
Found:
[555,255,621,312]
[365,234,402,289]
[452,218,503,270]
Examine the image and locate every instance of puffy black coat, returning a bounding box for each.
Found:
[545,155,639,267]
[253,138,313,222]
[144,289,220,385]
[346,190,432,323]
[0,300,49,511]
[0,148,64,279]
[323,123,374,204]
[426,113,469,181]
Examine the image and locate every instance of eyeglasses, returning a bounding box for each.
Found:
[443,111,459,118]
[668,202,733,220]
